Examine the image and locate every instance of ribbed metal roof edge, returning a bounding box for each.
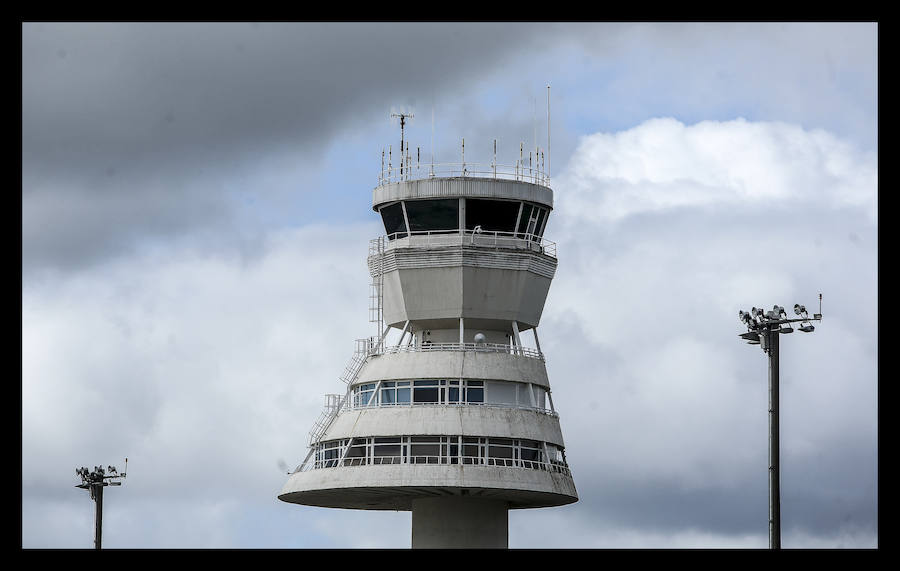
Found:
[372,177,554,211]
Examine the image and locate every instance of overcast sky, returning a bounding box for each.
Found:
[22,22,878,549]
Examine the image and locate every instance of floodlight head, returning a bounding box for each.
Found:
[778,326,794,334]
[799,325,815,333]
[751,307,760,318]
[740,331,760,342]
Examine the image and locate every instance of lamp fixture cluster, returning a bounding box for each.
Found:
[738,296,822,347]
[75,461,127,490]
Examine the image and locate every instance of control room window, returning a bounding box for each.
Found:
[403,199,459,233]
[380,202,408,239]
[517,203,547,238]
[465,199,519,233]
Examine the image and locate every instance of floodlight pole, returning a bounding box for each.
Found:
[92,480,104,550]
[765,328,780,550]
[76,461,126,550]
[738,297,821,550]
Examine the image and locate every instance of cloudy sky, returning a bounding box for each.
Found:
[22,22,878,548]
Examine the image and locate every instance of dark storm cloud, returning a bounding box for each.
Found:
[22,22,561,272]
[23,23,559,173]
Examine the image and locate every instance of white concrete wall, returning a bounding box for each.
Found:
[411,498,508,548]
[383,251,555,329]
[323,405,565,445]
[355,351,550,388]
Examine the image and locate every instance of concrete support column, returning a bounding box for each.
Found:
[411,497,508,548]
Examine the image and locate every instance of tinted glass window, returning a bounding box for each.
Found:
[534,207,547,238]
[465,199,519,233]
[517,204,533,234]
[404,199,459,232]
[380,203,407,238]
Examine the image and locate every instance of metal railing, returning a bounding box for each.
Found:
[378,161,550,187]
[345,400,559,417]
[370,229,557,259]
[301,454,571,477]
[375,342,544,360]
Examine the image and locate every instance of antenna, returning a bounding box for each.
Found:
[493,139,497,178]
[533,94,537,166]
[391,111,414,177]
[462,138,466,175]
[547,85,551,181]
[431,105,434,176]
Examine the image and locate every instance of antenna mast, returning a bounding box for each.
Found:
[547,85,551,182]
[391,112,414,177]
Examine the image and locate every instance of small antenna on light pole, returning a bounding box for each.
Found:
[75,459,127,549]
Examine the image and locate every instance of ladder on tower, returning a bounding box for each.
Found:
[307,337,375,447]
[306,237,387,450]
[368,236,385,346]
[308,392,344,447]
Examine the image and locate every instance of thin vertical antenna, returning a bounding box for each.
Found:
[493,139,497,178]
[417,146,420,173]
[533,95,537,165]
[388,145,392,176]
[547,84,551,181]
[462,138,465,174]
[431,105,434,176]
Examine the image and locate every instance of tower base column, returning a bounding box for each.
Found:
[411,497,509,549]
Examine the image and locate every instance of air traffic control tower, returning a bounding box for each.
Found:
[279,134,578,548]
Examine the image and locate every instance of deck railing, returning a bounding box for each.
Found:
[370,229,557,259]
[378,161,550,187]
[299,454,571,477]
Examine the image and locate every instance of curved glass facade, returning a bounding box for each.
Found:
[311,435,570,475]
[350,379,552,414]
[379,198,549,241]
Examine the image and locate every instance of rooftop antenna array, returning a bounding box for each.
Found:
[75,458,127,549]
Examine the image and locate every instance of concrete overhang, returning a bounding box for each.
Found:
[279,464,577,510]
[373,177,553,211]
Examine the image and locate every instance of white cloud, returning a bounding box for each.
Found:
[556,118,876,223]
